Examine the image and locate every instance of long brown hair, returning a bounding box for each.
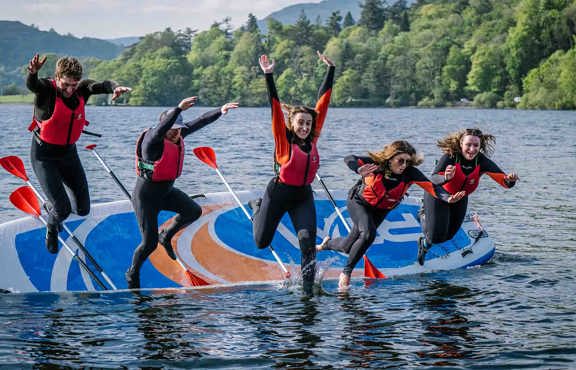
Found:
[369,140,423,177]
[437,128,496,157]
[281,103,318,142]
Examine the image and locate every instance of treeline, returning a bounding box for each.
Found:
[48,1,576,109]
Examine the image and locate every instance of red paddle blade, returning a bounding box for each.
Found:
[0,156,29,181]
[10,186,41,217]
[193,147,218,169]
[185,270,209,287]
[363,255,386,279]
[85,144,97,150]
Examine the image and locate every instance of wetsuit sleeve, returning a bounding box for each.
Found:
[26,73,51,94]
[265,73,290,165]
[406,167,452,202]
[430,154,455,185]
[344,155,373,173]
[312,66,335,143]
[140,107,183,161]
[479,153,516,188]
[180,108,222,138]
[76,79,118,101]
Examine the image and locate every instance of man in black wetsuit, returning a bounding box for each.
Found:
[126,96,238,289]
[26,54,131,253]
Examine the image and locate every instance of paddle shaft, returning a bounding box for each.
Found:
[214,168,290,276]
[315,174,351,233]
[23,180,118,290]
[89,149,132,200]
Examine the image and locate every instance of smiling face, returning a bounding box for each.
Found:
[389,153,411,175]
[56,75,80,98]
[460,134,481,160]
[291,112,313,140]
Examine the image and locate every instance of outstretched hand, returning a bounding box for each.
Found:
[259,55,274,74]
[506,172,519,182]
[111,86,132,101]
[178,96,198,111]
[444,165,456,181]
[358,163,379,177]
[317,50,335,67]
[448,190,466,203]
[28,54,47,74]
[221,102,239,115]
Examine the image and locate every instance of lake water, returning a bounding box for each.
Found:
[0,105,575,368]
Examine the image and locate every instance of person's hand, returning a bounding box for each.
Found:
[259,55,274,74]
[221,102,239,115]
[111,86,132,101]
[448,191,466,203]
[178,96,198,111]
[444,165,456,181]
[358,163,379,177]
[317,50,334,67]
[506,172,519,182]
[28,54,47,74]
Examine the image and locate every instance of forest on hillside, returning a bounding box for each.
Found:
[16,0,576,109]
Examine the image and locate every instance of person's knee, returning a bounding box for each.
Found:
[358,229,376,245]
[76,206,90,217]
[52,202,72,222]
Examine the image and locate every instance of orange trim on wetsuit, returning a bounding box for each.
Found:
[135,130,185,182]
[31,79,87,145]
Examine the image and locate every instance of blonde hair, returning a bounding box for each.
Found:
[281,103,318,141]
[437,128,495,157]
[55,56,83,80]
[369,140,423,176]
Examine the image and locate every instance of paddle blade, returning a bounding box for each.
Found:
[85,144,97,151]
[363,256,386,279]
[0,156,29,181]
[10,186,41,217]
[193,147,218,169]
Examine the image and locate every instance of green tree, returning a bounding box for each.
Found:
[327,11,343,36]
[359,0,386,32]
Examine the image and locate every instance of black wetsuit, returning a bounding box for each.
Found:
[26,72,117,228]
[422,153,516,245]
[128,107,222,285]
[252,65,334,291]
[322,155,449,275]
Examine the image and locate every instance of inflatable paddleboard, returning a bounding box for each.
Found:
[0,191,493,293]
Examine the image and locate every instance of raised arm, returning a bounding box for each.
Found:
[180,101,239,138]
[313,51,336,141]
[479,153,518,188]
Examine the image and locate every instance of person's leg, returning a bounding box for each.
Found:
[158,187,202,259]
[446,197,468,241]
[252,179,288,249]
[320,199,365,254]
[59,147,90,217]
[288,188,317,295]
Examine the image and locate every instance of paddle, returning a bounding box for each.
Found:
[315,174,386,279]
[0,155,118,290]
[10,186,108,290]
[193,146,291,279]
[83,145,208,287]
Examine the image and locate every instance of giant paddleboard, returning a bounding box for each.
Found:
[0,191,493,293]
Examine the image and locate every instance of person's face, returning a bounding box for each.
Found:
[389,153,411,175]
[291,112,313,140]
[165,128,181,144]
[460,135,481,160]
[56,75,80,98]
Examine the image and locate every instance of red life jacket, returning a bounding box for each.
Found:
[135,131,184,182]
[278,142,320,186]
[29,79,87,145]
[359,172,410,210]
[442,159,481,195]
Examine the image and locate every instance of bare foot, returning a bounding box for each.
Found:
[316,236,330,251]
[338,272,350,291]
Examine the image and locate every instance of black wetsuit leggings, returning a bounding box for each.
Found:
[31,142,90,228]
[130,177,202,274]
[252,178,317,286]
[323,196,389,276]
[422,192,468,245]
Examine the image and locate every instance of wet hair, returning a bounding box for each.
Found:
[437,128,496,157]
[281,103,318,141]
[369,140,423,176]
[55,56,83,80]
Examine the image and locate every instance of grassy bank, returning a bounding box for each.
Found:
[0,95,34,104]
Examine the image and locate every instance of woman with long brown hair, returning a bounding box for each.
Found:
[417,128,518,265]
[317,140,461,290]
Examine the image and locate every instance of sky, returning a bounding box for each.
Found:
[1,0,322,39]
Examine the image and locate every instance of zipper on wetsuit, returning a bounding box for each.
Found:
[302,151,311,186]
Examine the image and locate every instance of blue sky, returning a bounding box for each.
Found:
[0,0,321,39]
